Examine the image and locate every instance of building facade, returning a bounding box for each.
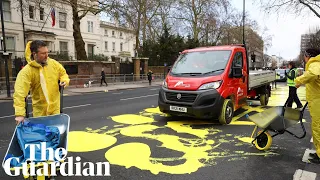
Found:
[0,0,136,62]
[300,34,312,53]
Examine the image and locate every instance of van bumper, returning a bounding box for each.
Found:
[158,87,225,119]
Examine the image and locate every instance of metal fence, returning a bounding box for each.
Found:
[69,73,165,88]
[0,73,165,93]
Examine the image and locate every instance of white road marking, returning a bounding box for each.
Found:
[0,104,91,119]
[302,148,316,163]
[120,94,158,101]
[150,88,158,91]
[0,115,14,119]
[293,169,317,180]
[63,104,91,109]
[113,92,123,95]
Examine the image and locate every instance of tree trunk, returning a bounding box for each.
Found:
[135,3,143,54]
[142,0,147,44]
[71,0,87,60]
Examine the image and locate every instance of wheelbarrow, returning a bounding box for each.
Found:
[248,102,308,151]
[2,87,70,180]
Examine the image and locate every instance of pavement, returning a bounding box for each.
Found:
[0,82,319,180]
[0,81,163,100]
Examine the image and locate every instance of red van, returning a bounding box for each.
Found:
[158,45,275,124]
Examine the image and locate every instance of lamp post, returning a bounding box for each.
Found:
[242,0,245,45]
[0,0,11,97]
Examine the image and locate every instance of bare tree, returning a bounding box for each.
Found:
[171,0,229,42]
[257,0,320,18]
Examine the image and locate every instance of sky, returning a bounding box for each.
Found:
[231,0,320,60]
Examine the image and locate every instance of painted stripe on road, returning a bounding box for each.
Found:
[113,92,123,95]
[302,148,316,163]
[0,104,91,119]
[0,115,14,119]
[150,88,158,91]
[293,169,317,180]
[63,104,91,109]
[120,94,158,101]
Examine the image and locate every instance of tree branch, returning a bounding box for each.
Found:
[299,0,320,18]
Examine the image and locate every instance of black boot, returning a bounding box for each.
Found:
[308,155,320,164]
[309,153,319,159]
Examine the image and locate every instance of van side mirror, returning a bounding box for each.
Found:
[231,67,243,78]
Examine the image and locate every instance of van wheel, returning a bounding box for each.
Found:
[218,99,234,125]
[260,93,269,106]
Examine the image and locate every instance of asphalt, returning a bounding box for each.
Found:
[0,83,318,180]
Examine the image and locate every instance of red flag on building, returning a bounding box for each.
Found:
[51,8,55,27]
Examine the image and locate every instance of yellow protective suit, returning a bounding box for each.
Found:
[13,41,70,117]
[295,55,320,157]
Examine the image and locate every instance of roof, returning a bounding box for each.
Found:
[182,44,245,53]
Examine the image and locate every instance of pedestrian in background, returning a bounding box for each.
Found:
[147,70,153,85]
[100,68,108,86]
[295,48,320,164]
[285,61,303,109]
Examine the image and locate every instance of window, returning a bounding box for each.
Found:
[104,29,108,36]
[112,31,115,37]
[112,42,115,51]
[120,32,123,38]
[170,50,232,75]
[105,41,108,51]
[233,52,243,68]
[59,41,68,55]
[2,0,11,21]
[1,37,15,51]
[230,52,243,77]
[29,5,34,19]
[87,21,93,32]
[40,7,44,20]
[87,44,94,58]
[59,12,67,28]
[120,43,123,52]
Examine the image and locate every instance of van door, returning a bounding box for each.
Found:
[230,51,247,109]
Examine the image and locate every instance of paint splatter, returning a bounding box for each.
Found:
[68,84,306,175]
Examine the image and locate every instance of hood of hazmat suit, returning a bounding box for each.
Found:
[13,41,70,117]
[295,54,320,102]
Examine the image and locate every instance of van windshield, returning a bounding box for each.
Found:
[170,50,232,75]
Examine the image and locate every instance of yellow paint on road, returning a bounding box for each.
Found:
[68,131,117,152]
[111,114,154,124]
[68,84,307,175]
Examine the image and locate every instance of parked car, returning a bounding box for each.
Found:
[275,69,290,82]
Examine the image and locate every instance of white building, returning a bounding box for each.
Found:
[0,0,136,61]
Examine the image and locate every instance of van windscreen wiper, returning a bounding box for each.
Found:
[202,69,225,74]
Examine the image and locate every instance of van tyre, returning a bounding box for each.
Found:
[260,93,269,106]
[218,99,234,125]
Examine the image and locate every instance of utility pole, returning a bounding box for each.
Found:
[0,0,11,97]
[242,0,245,45]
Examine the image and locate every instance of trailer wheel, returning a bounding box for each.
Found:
[218,99,234,125]
[254,130,272,151]
[260,93,269,106]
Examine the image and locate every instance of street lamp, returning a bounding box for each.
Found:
[0,0,11,97]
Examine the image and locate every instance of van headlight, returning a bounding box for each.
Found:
[162,81,168,88]
[198,81,222,90]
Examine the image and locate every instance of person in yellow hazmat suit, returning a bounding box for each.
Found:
[295,48,320,164]
[13,40,70,124]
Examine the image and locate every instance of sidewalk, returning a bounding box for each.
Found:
[65,81,162,94]
[0,81,163,100]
